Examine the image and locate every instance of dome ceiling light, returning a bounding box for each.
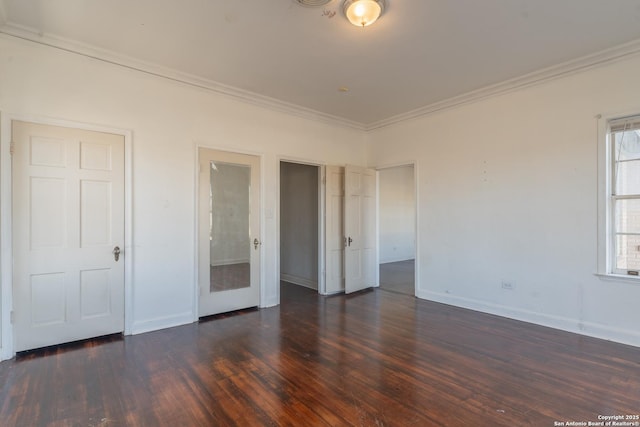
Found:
[342,0,386,27]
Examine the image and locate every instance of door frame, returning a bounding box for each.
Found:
[375,160,419,296]
[0,112,133,361]
[276,157,326,302]
[193,144,265,320]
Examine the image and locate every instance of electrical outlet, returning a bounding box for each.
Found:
[501,281,515,290]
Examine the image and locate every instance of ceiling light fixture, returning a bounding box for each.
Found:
[343,0,386,27]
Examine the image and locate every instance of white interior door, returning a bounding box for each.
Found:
[198,148,260,317]
[12,120,125,352]
[324,166,345,294]
[344,165,377,294]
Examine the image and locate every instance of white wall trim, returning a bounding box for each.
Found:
[594,273,640,285]
[596,113,609,277]
[419,289,640,348]
[0,112,133,361]
[595,108,640,278]
[278,156,328,168]
[375,169,380,287]
[130,311,194,336]
[0,112,14,361]
[413,161,420,298]
[374,160,417,171]
[366,38,640,131]
[257,151,270,308]
[0,28,364,131]
[318,165,326,295]
[192,145,200,322]
[194,141,267,160]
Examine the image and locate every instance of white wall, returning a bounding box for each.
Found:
[3,31,640,357]
[0,34,366,357]
[367,54,640,347]
[280,162,318,289]
[379,165,415,263]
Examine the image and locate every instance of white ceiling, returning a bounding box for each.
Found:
[2,0,640,128]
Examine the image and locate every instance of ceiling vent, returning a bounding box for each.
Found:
[295,0,332,7]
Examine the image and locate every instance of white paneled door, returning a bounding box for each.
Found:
[198,148,261,317]
[344,165,377,294]
[324,166,345,294]
[12,121,125,352]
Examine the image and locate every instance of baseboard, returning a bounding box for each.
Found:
[0,345,10,362]
[261,288,279,309]
[281,273,318,290]
[131,311,194,335]
[320,289,345,296]
[417,289,640,348]
[260,298,278,309]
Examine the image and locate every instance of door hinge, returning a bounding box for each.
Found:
[10,141,15,156]
[10,311,15,324]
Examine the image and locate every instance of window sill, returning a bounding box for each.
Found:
[595,273,640,284]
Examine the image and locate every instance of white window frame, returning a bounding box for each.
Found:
[597,112,640,282]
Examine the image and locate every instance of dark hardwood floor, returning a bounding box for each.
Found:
[1,283,639,426]
[379,259,415,296]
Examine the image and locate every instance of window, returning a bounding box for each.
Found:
[609,115,640,275]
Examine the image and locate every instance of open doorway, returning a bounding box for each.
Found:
[279,161,321,297]
[378,164,416,295]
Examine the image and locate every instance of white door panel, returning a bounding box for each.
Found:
[345,165,377,294]
[13,121,125,352]
[325,166,345,294]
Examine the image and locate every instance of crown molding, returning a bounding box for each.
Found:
[365,37,640,131]
[0,22,365,131]
[3,19,640,133]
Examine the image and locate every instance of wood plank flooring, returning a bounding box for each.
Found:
[1,282,639,426]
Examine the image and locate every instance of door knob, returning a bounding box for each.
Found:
[253,238,261,250]
[113,246,121,262]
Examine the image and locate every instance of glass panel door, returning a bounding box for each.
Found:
[198,148,260,316]
[209,162,251,292]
